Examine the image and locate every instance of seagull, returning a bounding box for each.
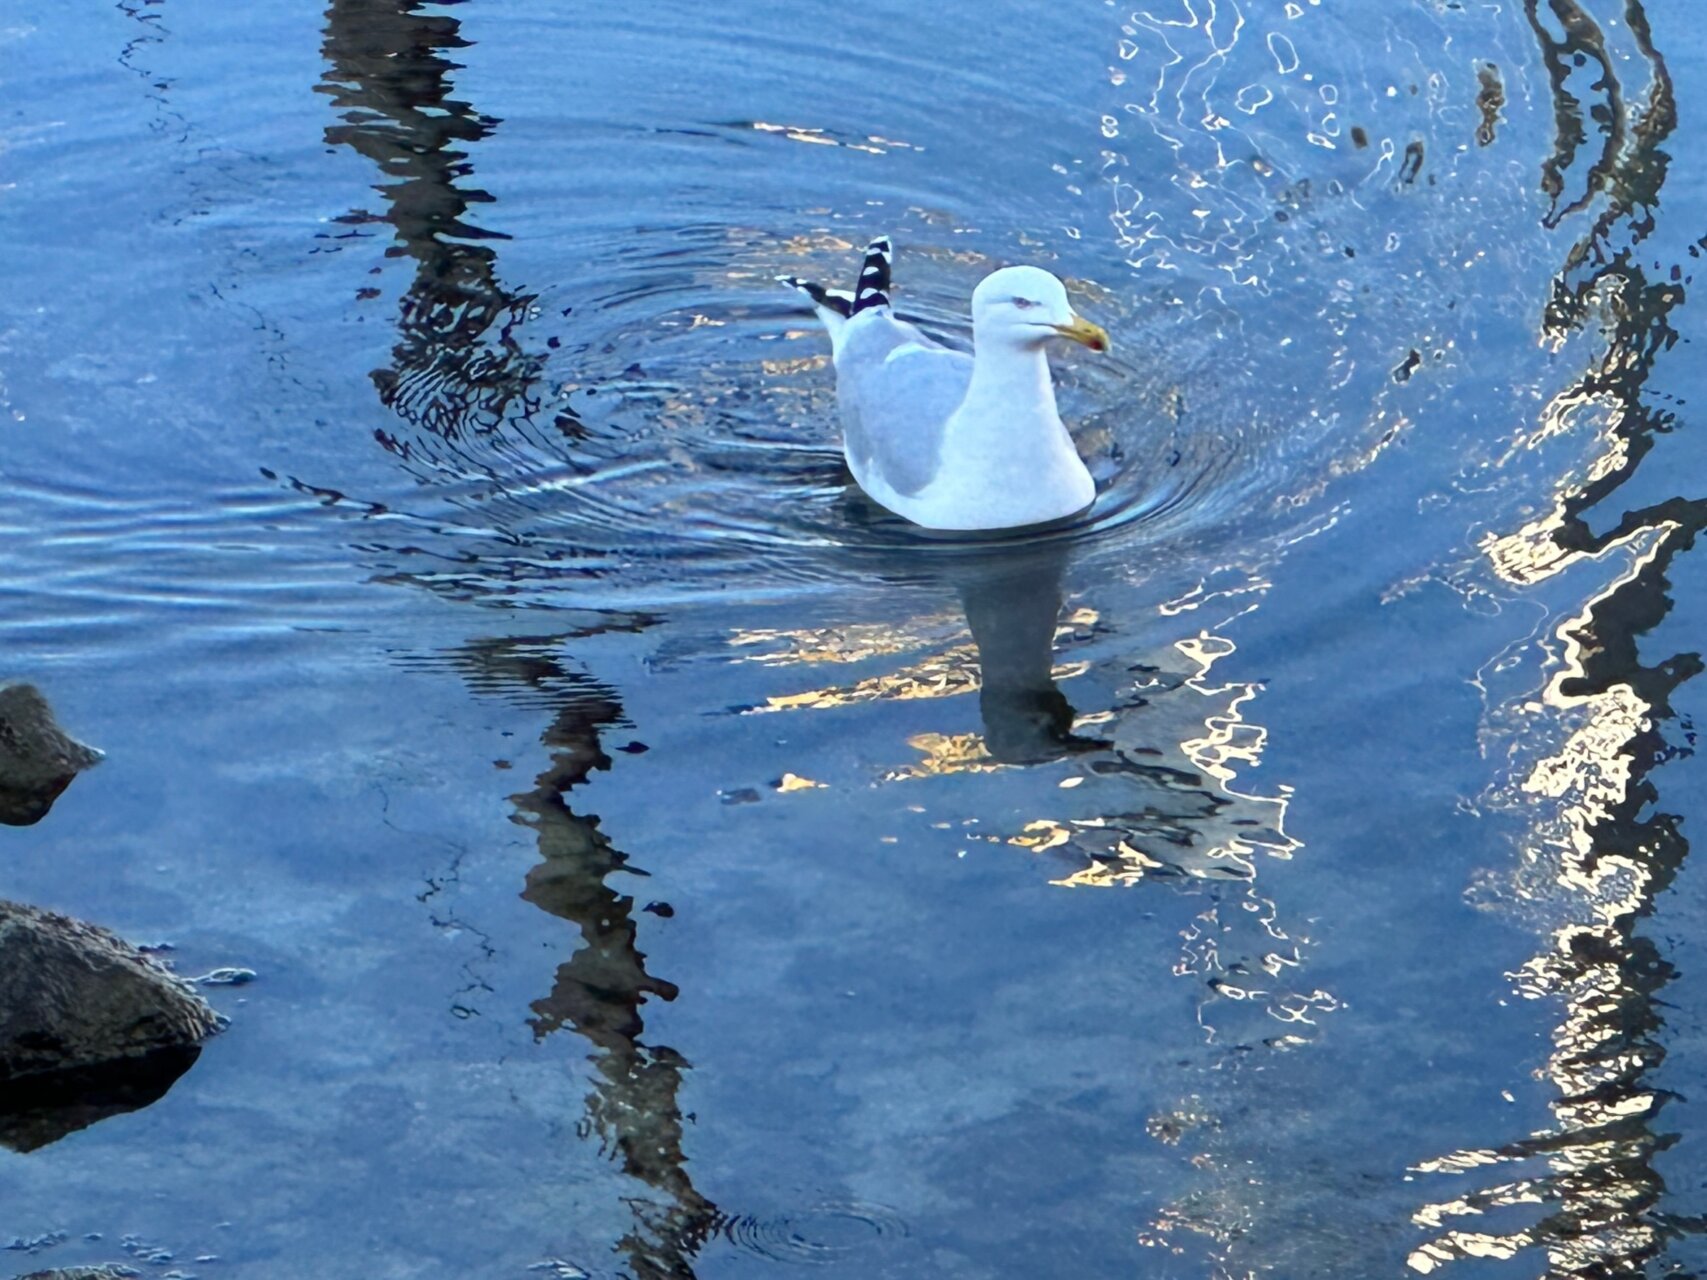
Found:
[780,237,1108,532]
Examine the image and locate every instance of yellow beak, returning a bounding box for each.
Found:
[1051,314,1110,353]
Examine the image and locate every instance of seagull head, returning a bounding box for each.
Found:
[970,265,1110,353]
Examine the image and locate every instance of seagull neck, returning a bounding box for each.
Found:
[963,336,1057,420]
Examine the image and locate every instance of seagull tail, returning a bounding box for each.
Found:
[852,236,892,314]
[777,276,852,318]
[778,275,856,347]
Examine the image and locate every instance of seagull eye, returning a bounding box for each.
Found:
[1010,297,1038,310]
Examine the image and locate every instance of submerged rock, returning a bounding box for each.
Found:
[0,683,102,826]
[15,1268,143,1279]
[0,900,221,1152]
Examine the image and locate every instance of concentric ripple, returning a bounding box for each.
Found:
[716,1198,910,1265]
[282,202,1240,608]
[70,0,1577,621]
[279,0,1513,612]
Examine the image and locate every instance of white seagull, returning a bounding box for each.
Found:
[780,237,1108,532]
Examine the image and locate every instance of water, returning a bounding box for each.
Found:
[3,0,1706,1276]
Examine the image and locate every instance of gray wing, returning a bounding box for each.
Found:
[835,316,972,497]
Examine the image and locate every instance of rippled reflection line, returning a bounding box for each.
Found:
[1410,2,1705,1273]
[114,0,188,144]
[437,634,720,1280]
[1536,1,1674,293]
[318,0,548,464]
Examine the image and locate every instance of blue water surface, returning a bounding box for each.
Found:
[4,1,1707,1276]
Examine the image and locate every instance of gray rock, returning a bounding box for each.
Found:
[0,683,102,826]
[15,1268,143,1280]
[0,900,221,1151]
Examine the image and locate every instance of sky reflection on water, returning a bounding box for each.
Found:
[2,0,1706,1277]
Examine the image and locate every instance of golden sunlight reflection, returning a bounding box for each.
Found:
[744,642,983,713]
[1407,552,1691,1275]
[1408,4,1703,1271]
[733,547,1329,1051]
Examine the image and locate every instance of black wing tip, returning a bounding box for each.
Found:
[851,234,894,315]
[779,275,853,318]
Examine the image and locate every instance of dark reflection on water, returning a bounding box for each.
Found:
[317,10,732,1271]
[951,544,1103,766]
[1412,2,1707,1273]
[318,0,546,453]
[0,1045,204,1156]
[448,632,718,1280]
[315,0,681,614]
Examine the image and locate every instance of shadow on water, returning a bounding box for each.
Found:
[1395,3,1707,1274]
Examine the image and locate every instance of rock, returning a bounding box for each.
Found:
[15,1267,143,1279]
[0,683,102,826]
[0,900,221,1152]
[0,901,217,1077]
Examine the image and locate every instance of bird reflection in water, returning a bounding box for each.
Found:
[1411,3,1707,1273]
[442,635,718,1280]
[955,544,1106,765]
[736,545,1329,1043]
[735,541,1096,769]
